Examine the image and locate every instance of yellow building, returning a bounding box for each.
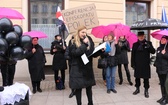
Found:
[0,0,167,78]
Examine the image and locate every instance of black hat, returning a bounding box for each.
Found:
[161,35,168,40]
[137,31,145,36]
[55,34,61,38]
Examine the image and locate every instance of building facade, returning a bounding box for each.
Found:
[0,0,167,78]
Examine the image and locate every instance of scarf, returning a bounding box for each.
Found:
[107,40,116,56]
[137,39,146,51]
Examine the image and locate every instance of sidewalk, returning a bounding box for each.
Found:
[1,65,161,105]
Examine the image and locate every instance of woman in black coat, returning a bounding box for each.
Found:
[26,37,46,94]
[50,34,67,90]
[154,35,168,104]
[69,26,101,105]
[131,31,155,98]
[117,36,133,85]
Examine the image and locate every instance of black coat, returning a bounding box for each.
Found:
[131,40,155,78]
[118,39,130,64]
[69,36,98,89]
[26,44,46,81]
[50,40,67,71]
[154,44,168,74]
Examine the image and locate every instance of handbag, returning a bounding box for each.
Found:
[97,58,107,69]
[107,56,118,67]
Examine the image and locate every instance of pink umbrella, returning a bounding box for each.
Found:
[151,30,168,40]
[23,30,48,38]
[105,23,131,37]
[0,7,24,19]
[91,25,107,38]
[125,32,138,48]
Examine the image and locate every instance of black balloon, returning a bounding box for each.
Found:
[20,35,32,49]
[0,33,4,38]
[13,25,23,37]
[10,46,23,60]
[5,32,19,46]
[0,18,13,34]
[0,38,8,55]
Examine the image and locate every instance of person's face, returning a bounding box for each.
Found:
[160,38,167,44]
[103,36,108,42]
[119,36,125,39]
[138,35,145,41]
[108,35,114,41]
[32,38,38,45]
[78,28,87,39]
[56,35,62,41]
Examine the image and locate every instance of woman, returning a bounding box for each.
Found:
[99,35,108,85]
[106,33,120,94]
[154,35,168,104]
[50,34,67,90]
[69,26,100,105]
[26,37,46,94]
[117,36,133,85]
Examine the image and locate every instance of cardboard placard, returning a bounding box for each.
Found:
[61,4,99,33]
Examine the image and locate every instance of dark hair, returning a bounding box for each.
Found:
[32,37,38,40]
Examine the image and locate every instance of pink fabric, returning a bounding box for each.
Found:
[23,31,47,38]
[0,7,24,19]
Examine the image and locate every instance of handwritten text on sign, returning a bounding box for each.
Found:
[61,4,99,33]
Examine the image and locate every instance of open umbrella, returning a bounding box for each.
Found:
[125,32,138,48]
[105,23,131,41]
[23,31,48,38]
[131,18,168,30]
[0,7,24,19]
[91,25,107,38]
[151,30,168,40]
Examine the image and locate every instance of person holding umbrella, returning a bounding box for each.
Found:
[50,34,67,90]
[26,37,46,94]
[131,31,155,98]
[154,35,168,104]
[117,35,133,85]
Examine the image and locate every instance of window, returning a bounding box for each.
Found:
[29,0,64,50]
[32,18,38,24]
[52,6,57,14]
[42,4,48,13]
[126,1,150,40]
[42,18,48,24]
[32,5,38,13]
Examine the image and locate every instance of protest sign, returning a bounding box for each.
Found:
[61,4,99,33]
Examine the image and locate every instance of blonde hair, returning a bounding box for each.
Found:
[73,26,87,47]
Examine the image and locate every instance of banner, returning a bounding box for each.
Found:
[61,4,99,33]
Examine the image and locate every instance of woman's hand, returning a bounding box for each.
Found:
[53,49,57,52]
[162,49,166,54]
[32,48,36,53]
[83,37,89,44]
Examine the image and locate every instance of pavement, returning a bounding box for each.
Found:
[0,64,162,105]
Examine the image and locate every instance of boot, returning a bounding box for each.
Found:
[32,81,36,94]
[144,89,149,98]
[133,87,140,95]
[160,98,168,105]
[125,68,133,86]
[157,86,166,103]
[119,80,123,85]
[37,81,42,92]
[69,89,75,98]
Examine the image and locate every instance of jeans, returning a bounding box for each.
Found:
[106,66,117,90]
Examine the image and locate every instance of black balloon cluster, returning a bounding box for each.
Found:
[0,18,32,62]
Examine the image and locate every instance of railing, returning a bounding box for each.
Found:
[31,24,60,50]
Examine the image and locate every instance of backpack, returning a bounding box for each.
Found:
[56,76,63,90]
